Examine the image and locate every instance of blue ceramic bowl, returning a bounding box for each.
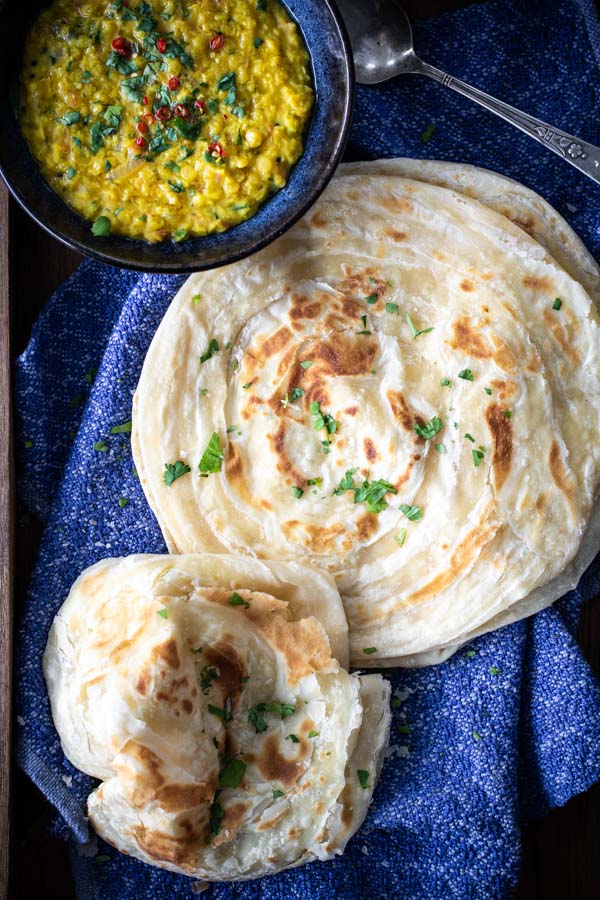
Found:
[0,0,353,273]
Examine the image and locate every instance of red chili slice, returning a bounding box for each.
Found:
[209,33,225,51]
[194,99,206,112]
[142,113,155,125]
[157,38,167,53]
[142,95,149,106]
[135,136,147,148]
[208,140,226,159]
[137,121,148,134]
[168,76,180,91]
[111,37,131,58]
[173,104,189,118]
[155,106,172,122]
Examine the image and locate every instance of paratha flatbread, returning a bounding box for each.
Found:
[132,161,600,666]
[43,554,390,880]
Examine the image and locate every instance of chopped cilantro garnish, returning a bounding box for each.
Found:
[254,37,264,47]
[157,608,168,619]
[310,401,337,436]
[200,665,219,694]
[118,497,128,508]
[66,167,76,179]
[395,528,406,546]
[364,293,378,304]
[399,504,423,522]
[464,649,477,659]
[484,387,492,396]
[308,731,319,738]
[200,338,219,364]
[248,701,295,733]
[207,98,219,115]
[242,382,252,390]
[58,111,80,126]
[207,793,224,838]
[405,311,434,338]
[435,443,446,453]
[363,647,377,655]
[413,415,443,440]
[458,369,474,381]
[219,757,246,788]
[105,50,137,75]
[300,360,312,369]
[503,409,512,418]
[292,486,304,499]
[167,179,184,193]
[91,216,111,237]
[111,420,132,434]
[472,730,482,741]
[420,122,437,143]
[163,460,191,485]
[440,378,451,387]
[357,769,370,789]
[553,298,562,310]
[465,433,475,443]
[472,448,485,467]
[397,723,411,735]
[334,470,397,514]
[286,734,299,743]
[490,666,502,676]
[386,302,399,315]
[229,592,250,608]
[290,387,305,401]
[199,432,223,475]
[208,702,232,724]
[272,788,284,798]
[172,228,188,242]
[93,440,108,452]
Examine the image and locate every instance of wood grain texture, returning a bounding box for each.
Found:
[0,184,14,900]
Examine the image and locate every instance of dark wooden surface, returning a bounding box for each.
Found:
[4,0,600,897]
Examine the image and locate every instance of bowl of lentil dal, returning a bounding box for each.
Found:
[0,0,353,272]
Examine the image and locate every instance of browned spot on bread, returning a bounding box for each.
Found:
[338,782,355,830]
[270,422,307,487]
[311,332,378,377]
[212,801,249,846]
[257,326,293,358]
[542,309,581,366]
[339,268,386,300]
[256,732,306,787]
[204,642,246,700]
[382,195,413,214]
[549,441,576,505]
[245,605,331,684]
[224,442,253,505]
[522,275,550,291]
[386,390,414,431]
[485,403,513,491]
[345,405,359,416]
[490,379,518,402]
[535,493,549,512]
[364,437,377,462]
[131,824,197,869]
[491,336,517,374]
[356,511,378,542]
[153,639,180,671]
[257,806,288,831]
[282,519,346,555]
[136,671,151,695]
[448,317,491,359]
[289,294,321,320]
[481,273,493,281]
[309,210,327,228]
[385,228,408,242]
[406,519,500,606]
[116,741,165,808]
[460,279,475,292]
[157,782,212,813]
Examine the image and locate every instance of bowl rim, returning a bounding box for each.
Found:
[0,0,355,273]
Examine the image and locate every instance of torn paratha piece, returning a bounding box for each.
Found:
[43,554,390,880]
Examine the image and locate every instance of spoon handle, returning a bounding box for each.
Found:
[415,59,600,185]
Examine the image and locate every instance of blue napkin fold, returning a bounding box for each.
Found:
[13,1,600,897]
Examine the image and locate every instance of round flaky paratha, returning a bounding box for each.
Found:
[132,160,600,667]
[43,554,390,880]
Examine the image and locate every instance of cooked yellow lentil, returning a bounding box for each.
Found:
[20,0,313,242]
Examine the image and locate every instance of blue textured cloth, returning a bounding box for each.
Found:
[13,1,600,898]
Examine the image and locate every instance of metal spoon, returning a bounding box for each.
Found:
[335,0,600,185]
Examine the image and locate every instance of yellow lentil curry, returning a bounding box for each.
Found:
[20,0,314,242]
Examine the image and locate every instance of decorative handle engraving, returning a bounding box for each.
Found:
[413,59,600,185]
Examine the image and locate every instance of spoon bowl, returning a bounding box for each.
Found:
[335,0,600,186]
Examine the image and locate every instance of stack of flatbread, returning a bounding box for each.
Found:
[45,160,600,879]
